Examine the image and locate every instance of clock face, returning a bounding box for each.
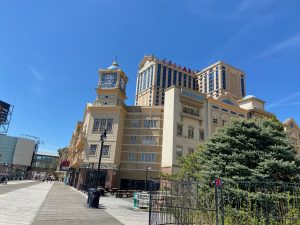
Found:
[101,73,117,88]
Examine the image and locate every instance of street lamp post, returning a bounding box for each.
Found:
[95,129,107,190]
[145,166,152,191]
[89,162,94,188]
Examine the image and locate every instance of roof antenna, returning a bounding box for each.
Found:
[112,56,118,66]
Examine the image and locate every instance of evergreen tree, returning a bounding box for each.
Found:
[179,118,300,183]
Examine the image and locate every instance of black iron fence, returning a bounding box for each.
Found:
[149,178,300,225]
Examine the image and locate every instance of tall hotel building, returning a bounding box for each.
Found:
[65,55,300,190]
[135,56,197,106]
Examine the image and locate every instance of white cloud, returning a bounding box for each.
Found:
[28,65,45,96]
[232,0,276,17]
[256,34,300,58]
[29,65,43,81]
[266,91,300,109]
[209,15,274,61]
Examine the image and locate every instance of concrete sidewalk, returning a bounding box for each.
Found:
[75,188,148,225]
[0,182,53,225]
[7,180,34,185]
[0,181,40,196]
[99,195,148,225]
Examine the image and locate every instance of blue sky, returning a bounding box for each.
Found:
[0,0,299,153]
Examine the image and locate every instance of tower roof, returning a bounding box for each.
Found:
[107,61,119,70]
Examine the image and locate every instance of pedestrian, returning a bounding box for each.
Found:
[4,176,8,185]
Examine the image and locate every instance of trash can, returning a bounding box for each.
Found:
[87,188,95,204]
[133,192,138,208]
[87,188,100,208]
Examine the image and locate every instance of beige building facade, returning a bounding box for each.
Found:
[65,56,299,189]
[283,118,300,153]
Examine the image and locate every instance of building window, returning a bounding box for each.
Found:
[144,120,157,128]
[212,105,219,110]
[216,70,219,89]
[199,130,204,140]
[179,72,182,86]
[177,124,183,136]
[100,119,107,132]
[156,64,161,86]
[136,76,140,94]
[162,66,166,88]
[92,119,100,133]
[209,73,214,92]
[239,114,245,118]
[213,118,218,124]
[183,74,187,87]
[230,111,237,115]
[102,145,110,157]
[142,70,147,91]
[222,70,226,89]
[188,126,194,139]
[142,136,156,145]
[188,76,192,89]
[131,120,139,128]
[168,68,172,87]
[204,75,208,93]
[182,105,199,116]
[222,108,228,112]
[241,75,245,97]
[93,118,113,133]
[176,146,183,159]
[222,120,226,126]
[188,148,194,154]
[138,74,142,93]
[141,153,156,162]
[106,119,113,132]
[193,77,197,90]
[89,145,97,156]
[129,136,137,144]
[173,70,177,85]
[128,153,136,161]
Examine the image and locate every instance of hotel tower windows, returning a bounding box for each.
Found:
[136,56,196,106]
[168,68,172,87]
[173,71,177,85]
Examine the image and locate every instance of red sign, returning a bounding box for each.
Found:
[61,160,70,167]
[60,160,70,171]
[215,179,222,187]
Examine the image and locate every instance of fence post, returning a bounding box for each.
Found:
[215,180,219,225]
[219,180,224,225]
[148,181,152,225]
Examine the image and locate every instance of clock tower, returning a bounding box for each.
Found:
[96,61,128,106]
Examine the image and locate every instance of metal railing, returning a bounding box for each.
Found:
[149,178,300,225]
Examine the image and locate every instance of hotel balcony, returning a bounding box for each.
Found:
[75,132,86,149]
[70,153,84,169]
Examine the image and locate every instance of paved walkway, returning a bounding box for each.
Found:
[0,182,148,225]
[100,195,148,225]
[0,181,40,195]
[0,182,53,225]
[7,180,34,185]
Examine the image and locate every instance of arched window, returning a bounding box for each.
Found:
[222,99,235,106]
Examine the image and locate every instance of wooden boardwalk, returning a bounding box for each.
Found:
[31,182,123,225]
